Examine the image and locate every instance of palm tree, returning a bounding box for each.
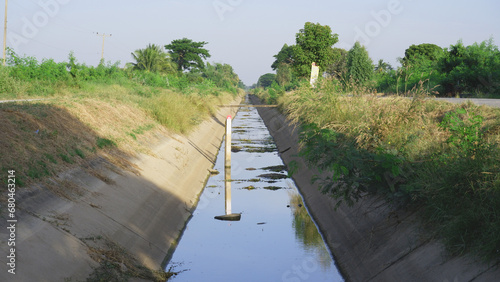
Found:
[375,59,393,73]
[130,44,176,73]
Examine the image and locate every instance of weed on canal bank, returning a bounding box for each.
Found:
[254,81,500,262]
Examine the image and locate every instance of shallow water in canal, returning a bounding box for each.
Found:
[166,98,344,281]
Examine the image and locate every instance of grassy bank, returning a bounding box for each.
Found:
[253,80,500,262]
[1,86,239,189]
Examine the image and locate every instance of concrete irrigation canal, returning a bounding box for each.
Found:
[165,96,344,281]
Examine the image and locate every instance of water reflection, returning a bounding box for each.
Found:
[289,192,333,272]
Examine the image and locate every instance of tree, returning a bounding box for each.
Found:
[291,22,339,78]
[375,59,393,73]
[326,48,348,78]
[130,44,176,73]
[276,62,293,87]
[257,73,276,88]
[271,44,295,70]
[346,42,373,84]
[165,38,211,72]
[403,43,443,67]
[440,39,500,95]
[203,62,241,89]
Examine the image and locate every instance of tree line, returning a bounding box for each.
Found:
[256,22,500,97]
[1,38,244,97]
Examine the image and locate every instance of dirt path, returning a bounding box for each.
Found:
[251,95,500,282]
[0,97,240,281]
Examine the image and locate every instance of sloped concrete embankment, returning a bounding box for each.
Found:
[250,95,499,282]
[0,98,240,281]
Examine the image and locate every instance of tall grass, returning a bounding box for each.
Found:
[142,90,228,133]
[257,79,500,261]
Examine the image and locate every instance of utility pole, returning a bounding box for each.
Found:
[2,0,8,66]
[95,32,111,63]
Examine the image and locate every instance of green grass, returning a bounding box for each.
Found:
[59,154,73,164]
[27,161,51,179]
[96,138,117,149]
[44,153,58,164]
[74,148,85,159]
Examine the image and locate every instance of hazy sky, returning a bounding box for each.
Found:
[2,0,500,85]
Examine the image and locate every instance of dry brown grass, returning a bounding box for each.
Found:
[83,236,171,281]
[0,84,241,198]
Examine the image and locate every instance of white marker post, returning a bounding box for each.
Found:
[310,62,320,88]
[225,115,232,215]
[215,115,241,221]
[225,115,231,170]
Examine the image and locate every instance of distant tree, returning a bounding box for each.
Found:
[440,39,500,95]
[130,44,176,73]
[375,59,393,73]
[292,22,339,78]
[271,44,295,70]
[402,43,443,67]
[203,62,241,89]
[165,38,211,72]
[326,48,348,78]
[276,62,293,87]
[396,43,444,94]
[257,73,276,88]
[346,42,373,84]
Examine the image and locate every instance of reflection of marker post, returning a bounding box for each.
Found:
[215,115,240,221]
[225,115,231,214]
[225,166,231,215]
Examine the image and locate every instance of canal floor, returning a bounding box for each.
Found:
[166,99,344,281]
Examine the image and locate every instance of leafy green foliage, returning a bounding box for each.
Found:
[8,49,70,83]
[257,73,276,88]
[2,47,241,98]
[440,39,500,95]
[271,44,295,71]
[375,39,500,97]
[299,123,406,208]
[165,38,211,72]
[440,108,484,155]
[325,48,348,79]
[266,22,342,91]
[275,62,293,87]
[292,22,339,78]
[202,63,241,93]
[412,108,500,260]
[402,43,443,67]
[346,42,373,85]
[266,21,499,97]
[130,44,177,73]
[374,59,393,73]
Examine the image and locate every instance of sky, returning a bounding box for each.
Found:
[1,0,500,85]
